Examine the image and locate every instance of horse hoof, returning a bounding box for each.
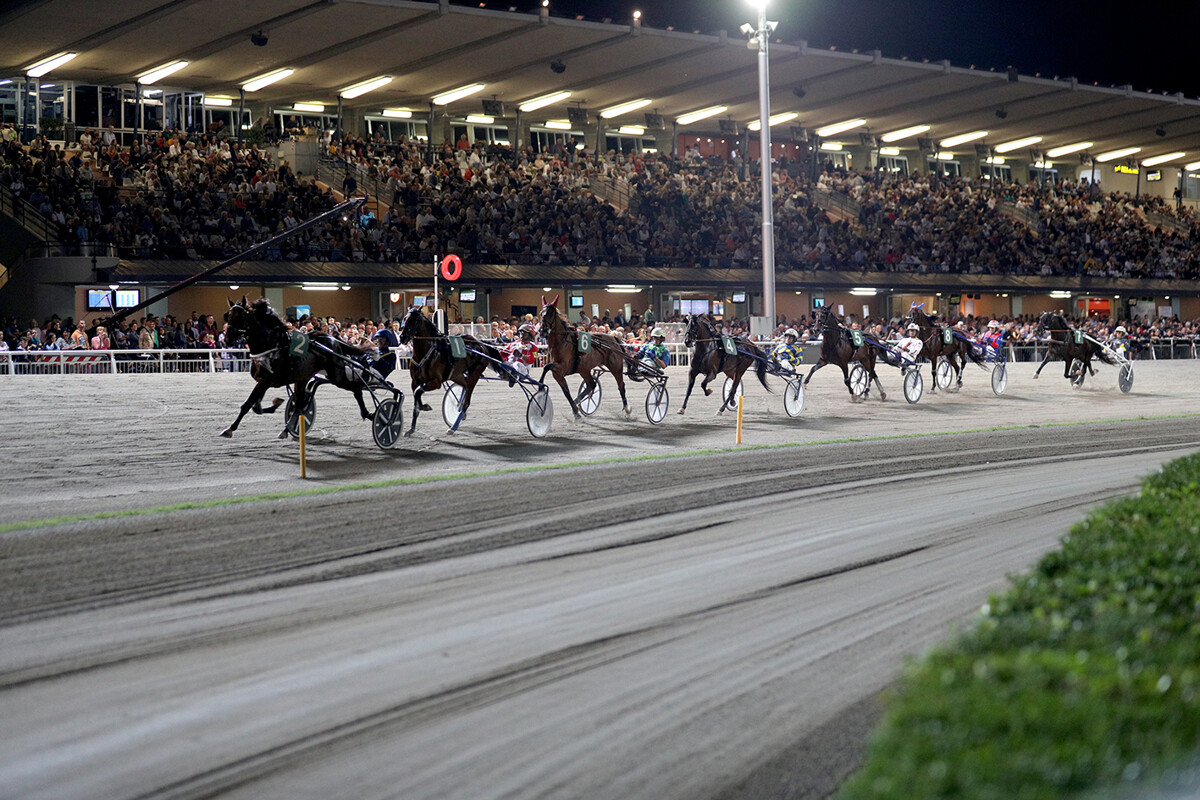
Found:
[404,429,415,438]
[271,397,284,408]
[1032,373,1039,380]
[703,387,712,397]
[219,428,233,438]
[879,393,887,402]
[277,430,290,440]
[419,403,432,411]
[677,408,686,415]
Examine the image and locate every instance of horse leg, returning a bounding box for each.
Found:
[870,367,887,401]
[718,368,743,415]
[1033,350,1053,379]
[612,365,631,416]
[548,366,580,419]
[802,359,826,387]
[840,363,858,402]
[255,396,285,414]
[678,368,700,414]
[406,386,425,436]
[353,388,373,420]
[221,381,270,437]
[280,382,305,439]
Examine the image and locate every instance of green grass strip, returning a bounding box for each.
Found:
[3,412,1198,534]
[837,450,1200,800]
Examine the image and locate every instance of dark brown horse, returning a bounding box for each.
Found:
[538,294,632,419]
[1033,312,1118,387]
[220,297,378,438]
[802,306,887,401]
[907,305,985,391]
[677,314,770,415]
[398,307,505,434]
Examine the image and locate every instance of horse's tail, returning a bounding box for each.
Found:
[754,348,772,393]
[964,341,989,369]
[481,341,508,378]
[1094,342,1121,366]
[625,358,647,382]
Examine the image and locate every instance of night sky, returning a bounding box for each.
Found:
[524,0,1200,99]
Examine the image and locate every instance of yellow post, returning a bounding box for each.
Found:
[736,393,744,444]
[299,415,307,478]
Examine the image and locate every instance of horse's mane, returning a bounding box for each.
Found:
[250,298,286,332]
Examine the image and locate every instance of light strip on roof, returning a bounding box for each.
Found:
[935,152,954,160]
[466,114,494,124]
[879,146,901,156]
[202,96,234,107]
[618,125,645,135]
[25,52,77,78]
[816,118,866,137]
[382,108,412,118]
[293,103,325,113]
[675,105,727,126]
[544,120,573,130]
[1045,141,1092,158]
[341,76,392,99]
[243,69,294,92]
[518,91,571,112]
[747,111,798,131]
[1095,147,1140,162]
[1184,161,1200,171]
[137,60,188,85]
[819,142,843,151]
[432,83,485,105]
[880,124,930,142]
[600,98,651,118]
[939,130,988,148]
[985,156,1006,164]
[993,135,1043,153]
[1142,152,1185,166]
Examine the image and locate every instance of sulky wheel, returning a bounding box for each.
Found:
[722,375,745,407]
[1118,362,1134,394]
[848,363,869,397]
[576,378,601,416]
[526,386,554,438]
[645,384,670,424]
[783,378,805,417]
[991,362,1008,396]
[1069,358,1085,387]
[371,396,405,449]
[285,391,316,439]
[935,358,954,391]
[903,368,923,404]
[441,383,466,431]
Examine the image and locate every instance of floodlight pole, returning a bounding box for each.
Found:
[749,3,776,322]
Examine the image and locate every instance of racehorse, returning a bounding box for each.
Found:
[803,306,887,401]
[220,297,378,438]
[538,294,633,419]
[907,305,986,391]
[677,314,770,414]
[398,306,505,434]
[1033,312,1118,387]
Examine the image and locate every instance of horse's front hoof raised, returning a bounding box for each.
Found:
[677,408,686,415]
[878,392,887,402]
[419,403,432,412]
[271,397,284,408]
[703,387,712,397]
[1032,373,1039,380]
[219,428,233,438]
[623,406,632,416]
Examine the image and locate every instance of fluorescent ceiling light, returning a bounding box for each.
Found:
[293,102,325,113]
[819,142,843,151]
[747,111,799,131]
[25,52,77,78]
[137,60,188,85]
[1045,141,1092,158]
[341,75,392,99]
[939,130,988,148]
[994,135,1042,153]
[382,108,412,118]
[1032,161,1052,168]
[203,96,234,107]
[142,88,162,97]
[433,83,485,105]
[816,118,866,137]
[676,105,727,125]
[302,283,340,291]
[1142,151,1185,166]
[618,125,645,135]
[606,285,639,292]
[879,146,901,156]
[1184,161,1200,171]
[544,120,572,130]
[243,68,294,92]
[1095,147,1140,162]
[880,124,929,143]
[0,80,11,86]
[849,287,877,296]
[518,90,571,112]
[600,98,652,119]
[1049,291,1073,299]
[935,152,953,160]
[985,156,1005,164]
[465,114,493,124]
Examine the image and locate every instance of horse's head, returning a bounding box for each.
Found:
[538,294,561,339]
[683,314,699,347]
[224,296,252,336]
[1036,312,1064,339]
[398,306,430,344]
[814,305,835,331]
[907,303,933,329]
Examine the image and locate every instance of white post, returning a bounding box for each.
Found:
[433,254,439,316]
[753,2,776,322]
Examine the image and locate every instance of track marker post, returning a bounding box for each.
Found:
[299,416,307,478]
[736,394,744,444]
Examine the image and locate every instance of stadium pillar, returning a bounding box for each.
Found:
[671,120,678,158]
[747,1,777,321]
[134,81,141,144]
[237,88,244,148]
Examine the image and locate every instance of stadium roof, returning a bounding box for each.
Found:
[4,0,1200,162]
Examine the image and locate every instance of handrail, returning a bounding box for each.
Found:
[0,181,64,241]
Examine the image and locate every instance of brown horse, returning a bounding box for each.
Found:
[538,294,632,419]
[398,307,505,434]
[677,314,770,415]
[907,305,986,391]
[802,306,887,401]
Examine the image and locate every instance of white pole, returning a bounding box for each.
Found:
[433,254,439,316]
[754,3,776,322]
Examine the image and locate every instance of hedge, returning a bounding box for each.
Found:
[837,453,1200,800]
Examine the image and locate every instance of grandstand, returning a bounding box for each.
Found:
[2,0,1200,332]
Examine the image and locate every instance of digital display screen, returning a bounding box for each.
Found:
[569,296,584,308]
[712,301,724,316]
[87,289,139,310]
[412,296,426,306]
[949,294,962,304]
[732,292,746,303]
[680,299,709,315]
[459,289,477,302]
[812,297,825,308]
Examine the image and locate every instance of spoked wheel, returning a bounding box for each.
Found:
[441,383,466,431]
[645,383,670,424]
[285,391,316,439]
[371,396,406,449]
[526,386,554,438]
[722,376,745,409]
[1118,362,1134,393]
[783,378,805,417]
[848,363,869,397]
[902,368,923,404]
[576,378,602,416]
[935,358,954,391]
[991,362,1008,396]
[1069,358,1085,387]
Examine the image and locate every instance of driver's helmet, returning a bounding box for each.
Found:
[988,320,1001,329]
[783,328,798,340]
[517,323,534,338]
[651,327,665,340]
[1114,325,1127,334]
[906,323,920,332]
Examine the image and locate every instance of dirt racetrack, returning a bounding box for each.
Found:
[0,358,1193,526]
